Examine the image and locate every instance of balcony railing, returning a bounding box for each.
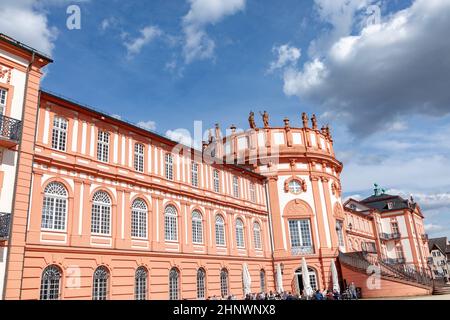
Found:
[0,212,11,240]
[0,114,22,148]
[382,258,406,265]
[291,246,314,256]
[379,232,401,241]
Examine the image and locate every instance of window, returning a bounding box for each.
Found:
[213,169,220,193]
[92,266,109,300]
[135,267,148,300]
[91,191,111,235]
[169,268,179,300]
[260,269,266,292]
[395,246,404,259]
[215,215,225,246]
[40,265,61,300]
[165,153,173,180]
[288,219,313,253]
[288,180,302,194]
[253,222,262,250]
[0,88,7,115]
[220,269,229,298]
[233,176,239,198]
[131,198,147,238]
[191,162,199,187]
[391,222,400,234]
[41,182,68,231]
[97,131,110,162]
[164,205,178,241]
[134,143,144,172]
[297,267,318,291]
[250,183,256,203]
[336,220,345,247]
[51,117,68,151]
[197,268,206,299]
[236,219,245,248]
[192,210,203,244]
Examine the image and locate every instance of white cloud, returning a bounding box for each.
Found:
[136,120,157,131]
[165,129,194,147]
[100,17,119,31]
[182,0,246,63]
[277,0,450,136]
[123,26,163,58]
[424,223,444,232]
[268,44,301,73]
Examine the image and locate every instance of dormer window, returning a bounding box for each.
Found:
[387,202,394,210]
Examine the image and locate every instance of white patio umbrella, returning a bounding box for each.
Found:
[243,263,252,295]
[331,259,340,293]
[302,257,314,297]
[276,263,284,293]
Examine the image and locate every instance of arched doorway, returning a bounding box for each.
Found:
[293,267,318,294]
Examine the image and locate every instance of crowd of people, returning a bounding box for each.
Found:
[205,282,360,300]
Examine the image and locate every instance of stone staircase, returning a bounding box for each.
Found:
[432,279,450,295]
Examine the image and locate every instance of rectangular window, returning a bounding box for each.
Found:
[395,246,404,259]
[97,131,110,162]
[233,176,239,198]
[391,222,399,234]
[191,162,199,187]
[336,220,345,247]
[165,153,173,180]
[0,88,7,115]
[213,169,220,193]
[288,219,313,253]
[250,183,256,203]
[51,117,68,151]
[134,143,144,172]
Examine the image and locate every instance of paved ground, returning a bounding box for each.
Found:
[365,294,450,300]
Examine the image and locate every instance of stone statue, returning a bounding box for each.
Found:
[248,111,256,129]
[311,114,318,130]
[214,123,221,140]
[208,128,213,143]
[302,112,309,128]
[259,111,269,128]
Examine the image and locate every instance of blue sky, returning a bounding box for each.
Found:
[1,0,449,238]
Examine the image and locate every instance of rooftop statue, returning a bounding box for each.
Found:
[215,123,221,140]
[302,112,309,128]
[259,111,269,128]
[311,114,318,130]
[248,111,256,129]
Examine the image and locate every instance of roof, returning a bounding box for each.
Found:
[428,237,448,253]
[446,245,450,255]
[0,33,53,63]
[361,193,415,212]
[40,90,267,181]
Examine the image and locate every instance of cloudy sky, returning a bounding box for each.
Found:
[1,0,449,238]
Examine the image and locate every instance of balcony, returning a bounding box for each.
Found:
[0,212,11,240]
[0,114,22,148]
[379,232,401,241]
[291,246,314,256]
[382,258,406,265]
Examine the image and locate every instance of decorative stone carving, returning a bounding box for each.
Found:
[248,111,256,129]
[284,199,314,218]
[302,112,309,128]
[284,176,307,194]
[331,181,342,197]
[260,111,269,128]
[311,114,318,130]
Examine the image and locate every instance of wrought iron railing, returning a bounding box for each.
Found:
[379,232,401,241]
[382,258,406,265]
[291,246,314,256]
[0,114,22,142]
[0,212,11,239]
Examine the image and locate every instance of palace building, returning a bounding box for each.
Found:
[0,33,435,300]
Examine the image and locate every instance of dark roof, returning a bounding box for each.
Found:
[428,237,448,253]
[0,33,53,62]
[446,245,450,254]
[361,194,415,212]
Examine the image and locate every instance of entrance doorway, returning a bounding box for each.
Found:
[293,267,318,294]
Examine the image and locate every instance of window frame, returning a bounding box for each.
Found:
[134,143,145,173]
[196,268,206,299]
[135,266,148,300]
[192,210,203,244]
[164,205,178,242]
[41,182,68,232]
[131,198,148,239]
[0,88,7,115]
[215,215,226,246]
[40,265,62,300]
[51,116,68,152]
[235,218,245,248]
[191,162,199,187]
[169,268,180,300]
[165,153,174,180]
[232,175,239,198]
[97,130,110,163]
[92,266,109,300]
[288,219,313,251]
[91,191,112,236]
[253,222,262,250]
[213,169,220,193]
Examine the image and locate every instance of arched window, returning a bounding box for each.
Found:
[295,267,318,291]
[92,266,109,300]
[260,269,266,292]
[135,267,148,300]
[197,268,206,299]
[51,117,68,151]
[41,182,68,231]
[192,210,203,244]
[235,218,245,248]
[165,205,178,241]
[213,169,220,193]
[165,153,173,180]
[220,268,229,298]
[253,222,262,250]
[169,268,180,300]
[215,215,225,246]
[91,191,111,235]
[131,198,147,238]
[40,265,61,300]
